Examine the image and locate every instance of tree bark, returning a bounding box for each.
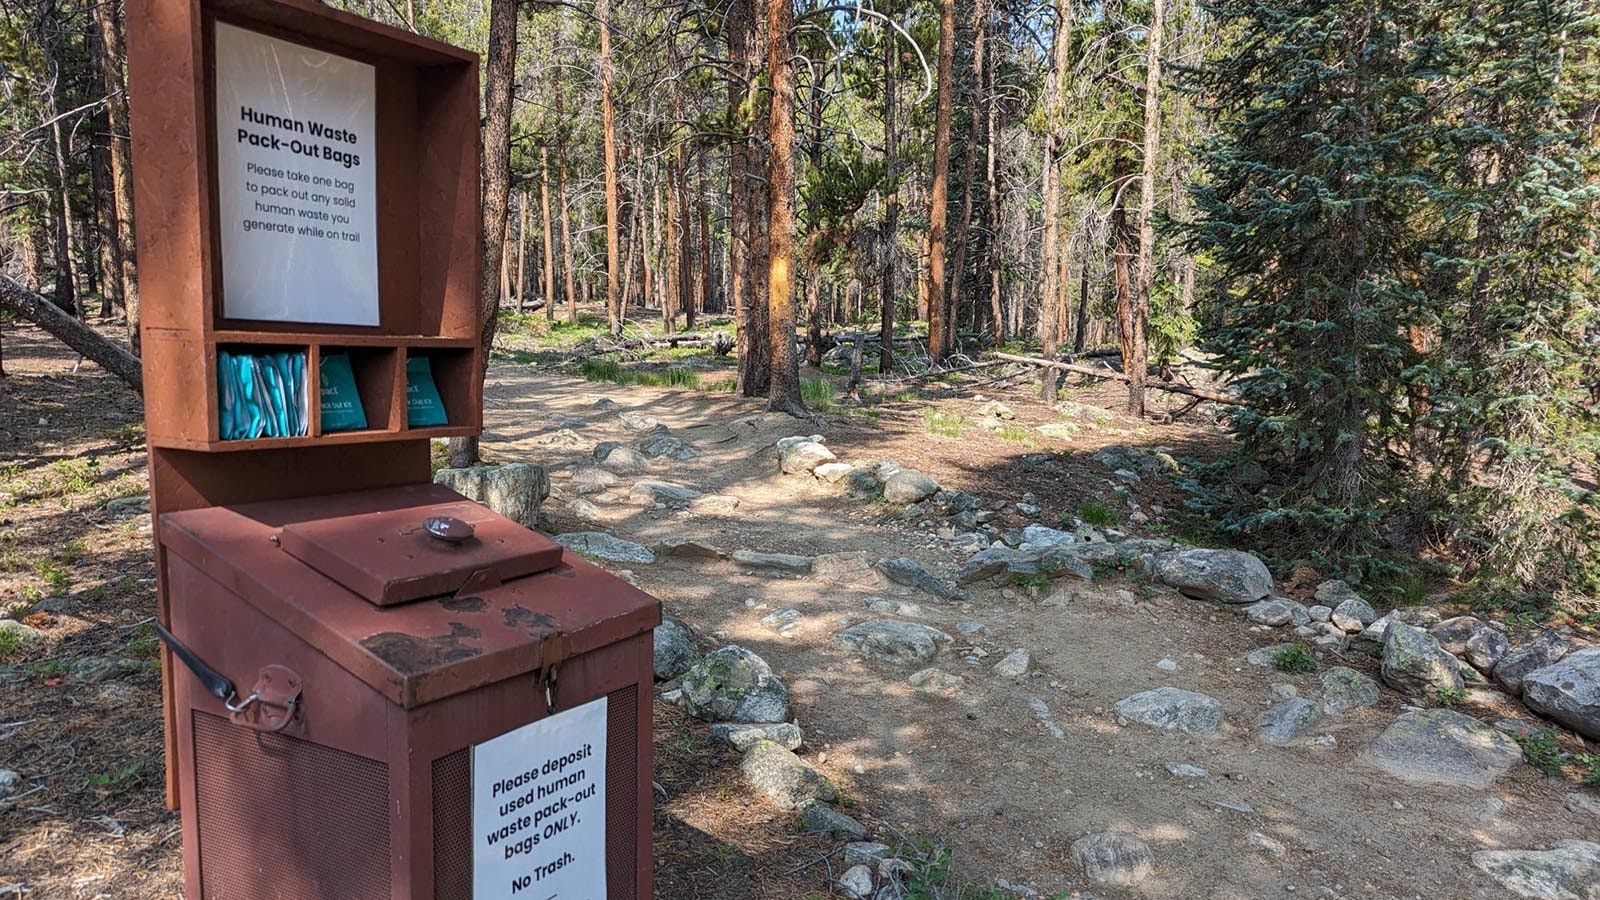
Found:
[926,0,956,365]
[730,0,771,396]
[1111,155,1138,420]
[1,274,142,393]
[664,159,680,333]
[879,29,898,373]
[89,0,138,344]
[1037,0,1071,398]
[539,148,555,319]
[949,0,987,342]
[766,0,805,414]
[1129,0,1163,418]
[515,190,529,311]
[985,43,1003,343]
[598,0,622,335]
[448,0,516,468]
[696,152,714,314]
[553,19,578,324]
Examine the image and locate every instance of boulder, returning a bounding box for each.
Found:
[1257,697,1323,745]
[834,621,951,665]
[882,470,940,504]
[433,462,550,526]
[553,531,656,565]
[617,411,664,433]
[1331,597,1377,633]
[653,615,701,681]
[1320,667,1381,716]
[1093,445,1177,476]
[732,550,813,575]
[798,801,867,839]
[1361,708,1522,788]
[628,480,703,505]
[993,649,1031,678]
[680,646,792,723]
[710,722,803,752]
[1152,549,1273,604]
[844,842,892,866]
[1380,621,1464,696]
[1471,841,1600,900]
[739,740,836,809]
[1308,605,1334,623]
[1114,687,1224,735]
[593,442,649,474]
[777,435,836,475]
[657,538,726,559]
[638,434,698,460]
[1070,831,1155,888]
[813,462,855,483]
[1314,580,1362,606]
[1522,646,1600,740]
[813,552,887,588]
[836,865,875,899]
[0,619,42,649]
[1496,630,1574,695]
[1245,598,1303,627]
[1430,616,1488,656]
[67,655,142,684]
[1466,628,1511,674]
[875,557,952,599]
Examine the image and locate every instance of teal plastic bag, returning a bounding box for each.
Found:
[405,356,448,427]
[319,352,369,432]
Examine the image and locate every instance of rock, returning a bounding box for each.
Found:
[68,655,140,684]
[711,722,803,752]
[955,621,984,635]
[1257,697,1323,745]
[1320,667,1381,715]
[0,768,20,799]
[1245,598,1303,627]
[1152,549,1273,604]
[1496,630,1574,695]
[1093,445,1177,476]
[1249,832,1288,858]
[760,608,803,636]
[1466,627,1511,674]
[692,494,741,514]
[1019,524,1077,550]
[798,801,867,839]
[593,442,649,474]
[630,482,704,508]
[0,619,42,647]
[104,494,150,516]
[834,621,951,665]
[846,469,880,496]
[956,546,1022,584]
[844,842,892,866]
[433,462,550,526]
[1471,841,1600,900]
[554,531,656,565]
[732,550,813,575]
[1308,604,1333,623]
[1314,580,1362,606]
[1114,687,1224,735]
[975,400,1015,420]
[1361,708,1523,788]
[1565,793,1600,818]
[882,470,939,504]
[1244,643,1302,668]
[1430,616,1487,655]
[1070,831,1155,888]
[654,616,701,680]
[639,433,698,461]
[1166,763,1210,779]
[1381,621,1464,696]
[778,436,836,475]
[618,411,664,432]
[993,649,1031,678]
[571,465,619,488]
[836,864,876,899]
[875,557,951,599]
[681,646,792,723]
[908,667,964,695]
[813,462,854,483]
[564,498,602,520]
[1523,646,1600,740]
[866,597,924,618]
[657,538,726,559]
[813,552,887,588]
[739,739,837,810]
[1332,597,1378,633]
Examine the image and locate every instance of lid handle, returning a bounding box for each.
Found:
[423,515,475,544]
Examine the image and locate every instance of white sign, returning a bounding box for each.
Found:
[472,696,608,899]
[213,22,379,326]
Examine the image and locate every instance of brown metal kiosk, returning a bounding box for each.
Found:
[125,2,658,897]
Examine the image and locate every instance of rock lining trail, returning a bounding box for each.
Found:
[477,367,1598,899]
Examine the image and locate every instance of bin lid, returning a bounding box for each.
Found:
[158,483,661,708]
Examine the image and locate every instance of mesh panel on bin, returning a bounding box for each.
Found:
[193,711,390,900]
[431,685,641,899]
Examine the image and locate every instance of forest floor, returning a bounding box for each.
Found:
[1,315,1595,899]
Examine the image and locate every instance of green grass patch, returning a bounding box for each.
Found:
[579,359,701,390]
[924,409,965,438]
[994,424,1036,447]
[801,377,835,411]
[1075,500,1122,527]
[53,457,100,495]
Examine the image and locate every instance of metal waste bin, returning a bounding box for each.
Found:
[156,482,659,899]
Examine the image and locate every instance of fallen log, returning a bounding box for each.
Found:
[991,351,1239,406]
[1,274,143,394]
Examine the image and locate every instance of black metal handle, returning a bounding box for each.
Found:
[153,622,237,704]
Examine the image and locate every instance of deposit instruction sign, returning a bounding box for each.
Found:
[212,22,379,326]
[472,696,608,898]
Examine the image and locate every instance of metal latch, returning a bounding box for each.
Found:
[154,623,303,733]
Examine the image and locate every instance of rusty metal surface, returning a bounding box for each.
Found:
[275,492,562,606]
[160,484,661,709]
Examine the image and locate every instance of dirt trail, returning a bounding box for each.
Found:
[488,365,1593,900]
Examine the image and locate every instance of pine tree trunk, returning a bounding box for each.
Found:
[92,138,121,318]
[515,191,529,311]
[731,0,771,397]
[926,0,956,364]
[986,46,1004,343]
[1129,0,1163,418]
[664,159,680,334]
[766,0,805,415]
[879,30,899,374]
[449,0,516,468]
[697,153,714,314]
[94,0,138,349]
[1037,0,1071,397]
[540,149,556,319]
[950,0,987,342]
[1112,155,1137,419]
[553,20,578,324]
[598,0,622,335]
